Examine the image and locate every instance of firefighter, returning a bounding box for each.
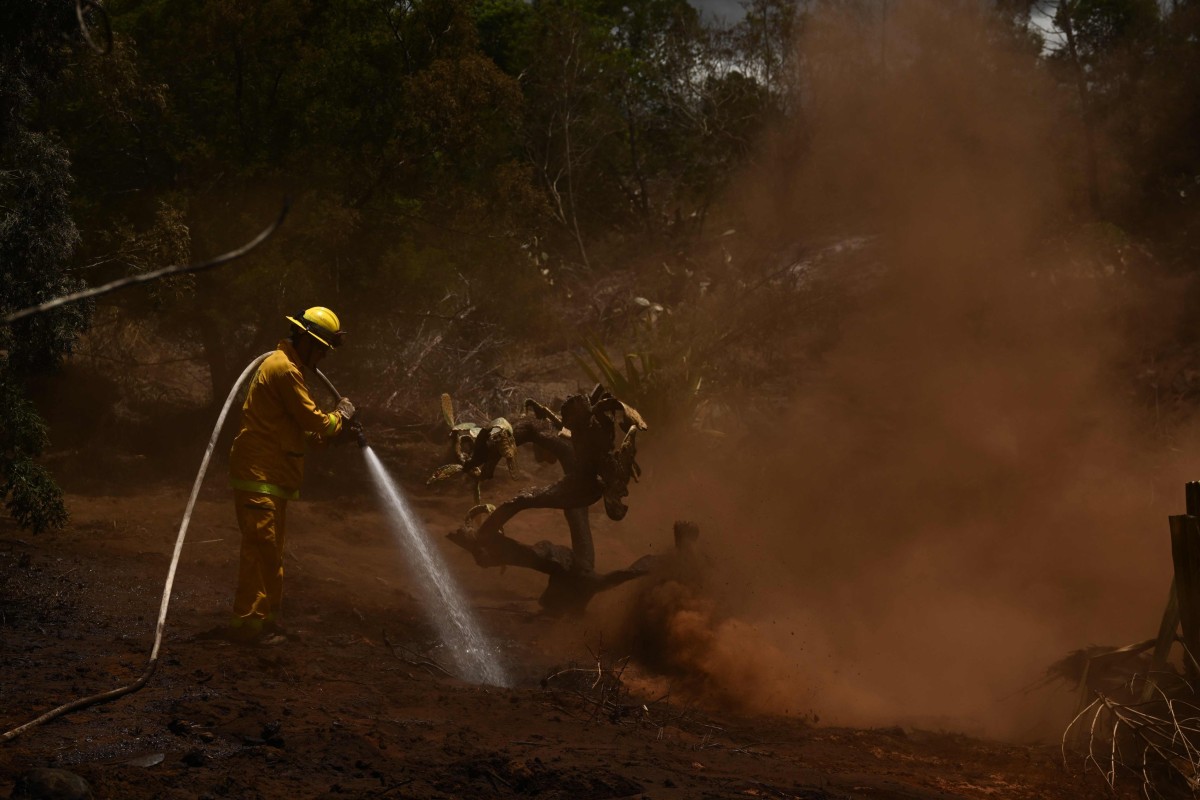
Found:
[225,307,355,644]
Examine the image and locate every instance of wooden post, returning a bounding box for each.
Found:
[1142,585,1179,701]
[1171,512,1200,678]
[1141,483,1200,700]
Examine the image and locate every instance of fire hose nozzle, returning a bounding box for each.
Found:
[350,419,368,448]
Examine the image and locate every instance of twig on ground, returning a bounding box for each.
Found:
[381,631,455,679]
[371,778,415,797]
[540,646,721,742]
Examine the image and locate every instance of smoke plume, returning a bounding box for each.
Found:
[608,1,1192,738]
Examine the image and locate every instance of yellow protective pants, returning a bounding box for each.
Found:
[231,490,288,627]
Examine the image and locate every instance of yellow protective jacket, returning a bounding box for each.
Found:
[229,340,344,499]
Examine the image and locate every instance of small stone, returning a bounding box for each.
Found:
[125,752,165,768]
[12,768,94,800]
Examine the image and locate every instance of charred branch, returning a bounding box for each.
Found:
[447,525,658,615]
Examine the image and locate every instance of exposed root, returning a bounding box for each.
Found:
[446,525,658,615]
[1064,674,1200,798]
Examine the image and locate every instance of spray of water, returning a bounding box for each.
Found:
[362,447,510,686]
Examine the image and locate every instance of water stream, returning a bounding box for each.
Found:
[362,447,509,686]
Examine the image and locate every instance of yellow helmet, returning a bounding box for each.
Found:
[286,306,344,348]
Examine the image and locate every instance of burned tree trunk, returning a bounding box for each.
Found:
[564,507,593,573]
[1171,514,1200,678]
[439,390,653,614]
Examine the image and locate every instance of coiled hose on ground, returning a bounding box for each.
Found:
[1,351,273,743]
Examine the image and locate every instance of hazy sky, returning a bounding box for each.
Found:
[688,2,1065,48]
[690,0,746,23]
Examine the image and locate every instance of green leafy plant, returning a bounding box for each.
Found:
[572,338,703,431]
[0,375,68,534]
[0,6,97,532]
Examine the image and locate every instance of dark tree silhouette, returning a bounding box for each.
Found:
[0,1,97,532]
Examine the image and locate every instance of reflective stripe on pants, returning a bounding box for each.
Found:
[232,490,288,624]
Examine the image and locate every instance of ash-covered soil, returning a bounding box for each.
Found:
[1,439,1125,800]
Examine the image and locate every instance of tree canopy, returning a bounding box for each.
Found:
[3,0,1199,532]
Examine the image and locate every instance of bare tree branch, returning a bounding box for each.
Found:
[75,0,113,56]
[3,200,290,325]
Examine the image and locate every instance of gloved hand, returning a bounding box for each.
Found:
[336,397,356,420]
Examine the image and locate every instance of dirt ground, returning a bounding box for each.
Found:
[0,435,1131,800]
